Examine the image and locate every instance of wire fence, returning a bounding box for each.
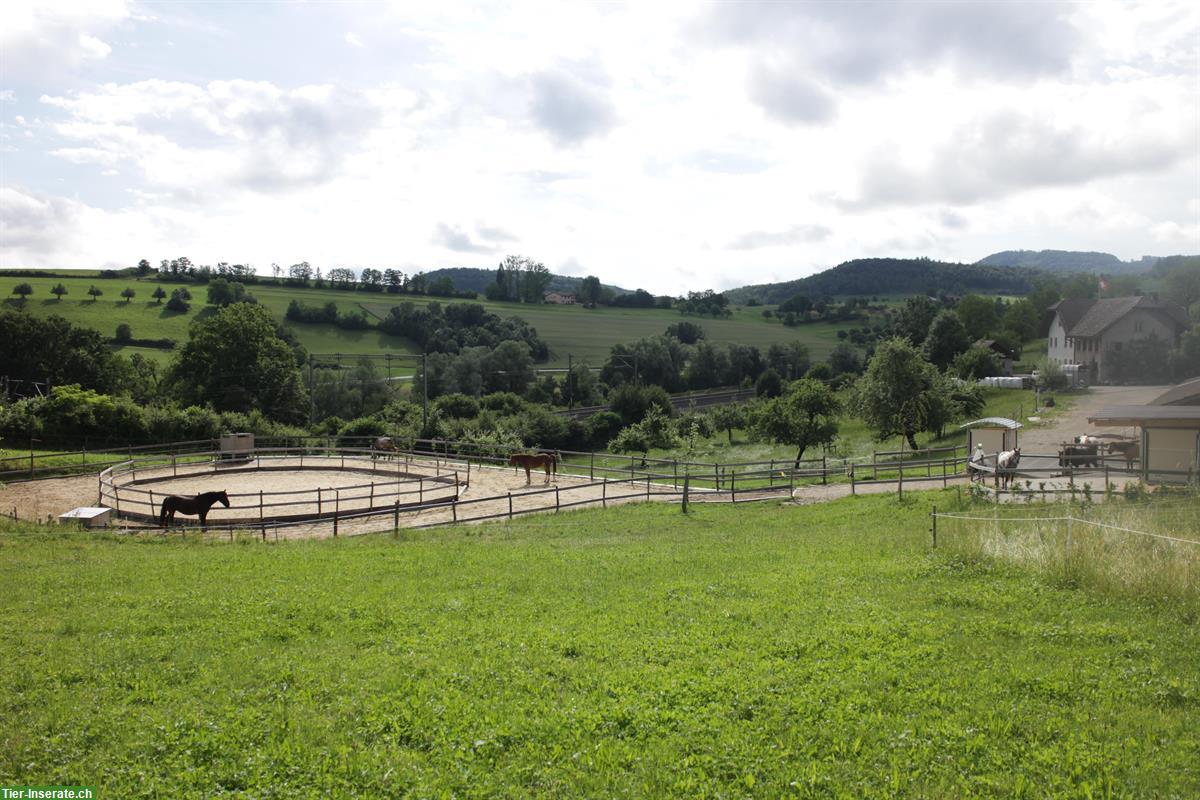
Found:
[930,501,1200,607]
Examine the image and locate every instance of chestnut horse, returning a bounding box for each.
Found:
[159,490,230,528]
[508,452,557,485]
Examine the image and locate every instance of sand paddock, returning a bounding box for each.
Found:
[1,454,687,539]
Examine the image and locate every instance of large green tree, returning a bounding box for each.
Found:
[923,310,971,368]
[853,338,938,451]
[954,294,998,340]
[168,303,307,422]
[751,378,840,467]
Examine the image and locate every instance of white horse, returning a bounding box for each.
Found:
[996,448,1021,488]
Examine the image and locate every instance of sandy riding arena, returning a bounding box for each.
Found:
[0,453,684,539]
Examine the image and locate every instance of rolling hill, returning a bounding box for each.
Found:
[975,249,1157,274]
[724,258,1040,305]
[0,272,847,369]
[423,267,629,297]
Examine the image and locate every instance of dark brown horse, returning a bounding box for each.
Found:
[160,490,230,528]
[508,452,557,485]
[372,436,398,460]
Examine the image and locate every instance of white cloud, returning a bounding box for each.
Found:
[41,79,386,195]
[1,0,128,79]
[728,224,831,250]
[344,32,364,48]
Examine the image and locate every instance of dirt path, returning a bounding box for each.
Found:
[1020,385,1167,451]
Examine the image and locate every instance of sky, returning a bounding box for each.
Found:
[1,1,1198,295]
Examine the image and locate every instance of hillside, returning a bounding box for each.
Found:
[423,267,628,297]
[0,273,846,368]
[724,257,1039,305]
[976,249,1156,274]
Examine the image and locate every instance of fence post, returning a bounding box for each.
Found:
[317,487,322,515]
[931,504,937,548]
[630,454,635,481]
[942,458,947,487]
[419,477,424,505]
[682,475,689,514]
[333,490,340,537]
[508,491,513,520]
[769,460,774,488]
[555,486,560,512]
[714,463,719,491]
[673,460,678,490]
[590,451,595,480]
[822,455,827,485]
[393,501,399,535]
[602,478,607,508]
[898,463,903,500]
[1066,515,1073,559]
[646,476,650,500]
[148,489,154,521]
[850,464,856,495]
[452,499,458,523]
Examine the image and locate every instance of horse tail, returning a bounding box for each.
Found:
[159,499,169,527]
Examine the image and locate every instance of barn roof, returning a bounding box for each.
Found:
[1088,405,1200,427]
[1151,378,1200,407]
[958,417,1023,431]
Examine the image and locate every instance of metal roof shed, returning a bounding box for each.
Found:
[958,417,1022,456]
[1088,405,1200,483]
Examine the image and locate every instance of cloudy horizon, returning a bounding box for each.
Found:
[2,1,1197,295]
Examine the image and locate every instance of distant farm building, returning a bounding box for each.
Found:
[974,339,1015,377]
[543,291,577,305]
[1046,296,1189,383]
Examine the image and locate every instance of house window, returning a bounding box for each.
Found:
[1135,320,1143,333]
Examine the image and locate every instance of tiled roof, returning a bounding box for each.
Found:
[1047,298,1094,332]
[1062,295,1190,338]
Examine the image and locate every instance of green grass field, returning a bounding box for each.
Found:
[1,274,858,368]
[1,494,1196,797]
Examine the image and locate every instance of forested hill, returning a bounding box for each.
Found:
[424,267,627,296]
[975,249,1154,274]
[724,258,1040,305]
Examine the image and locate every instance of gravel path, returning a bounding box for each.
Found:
[1019,385,1167,451]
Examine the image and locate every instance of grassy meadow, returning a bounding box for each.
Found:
[1,493,1197,797]
[0,273,855,368]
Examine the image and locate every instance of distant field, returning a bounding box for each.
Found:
[0,495,1195,796]
[1,274,859,367]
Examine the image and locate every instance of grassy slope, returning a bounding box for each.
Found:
[1,274,852,368]
[1,494,1196,797]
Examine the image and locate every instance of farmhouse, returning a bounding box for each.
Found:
[974,339,1014,376]
[1045,295,1189,384]
[1088,378,1200,483]
[543,291,576,305]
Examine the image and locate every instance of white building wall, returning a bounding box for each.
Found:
[1047,314,1076,366]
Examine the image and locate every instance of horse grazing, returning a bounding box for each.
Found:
[508,452,557,485]
[372,436,398,460]
[1106,440,1140,469]
[996,448,1021,488]
[159,490,230,529]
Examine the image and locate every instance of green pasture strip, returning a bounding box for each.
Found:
[1,275,858,367]
[1,494,1196,797]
